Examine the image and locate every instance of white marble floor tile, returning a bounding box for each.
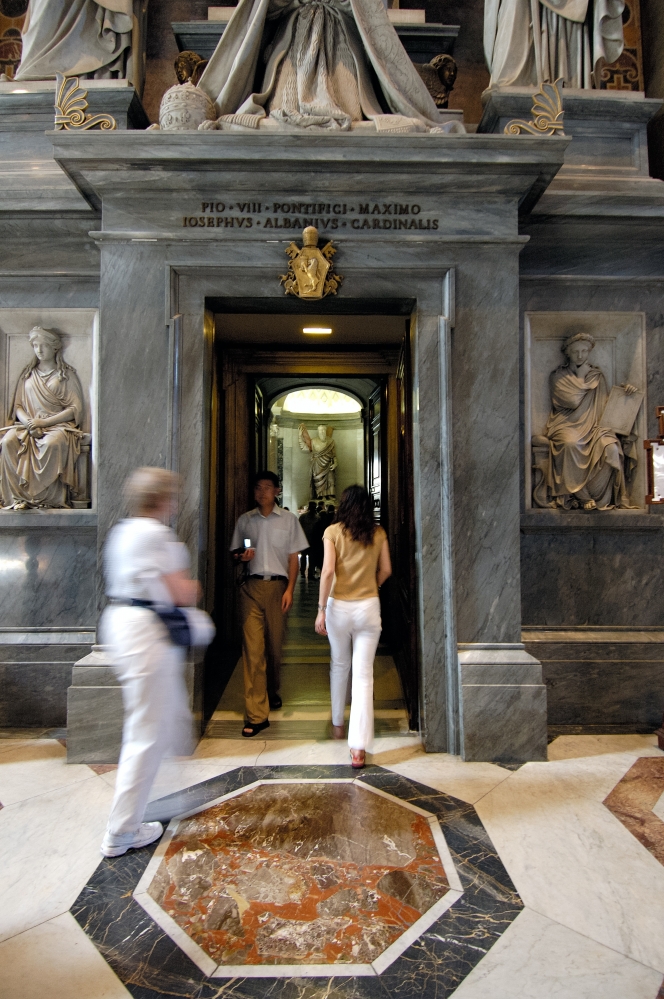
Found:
[475,755,664,972]
[148,761,239,800]
[186,735,421,767]
[0,775,113,943]
[94,738,423,798]
[549,734,664,762]
[382,748,511,804]
[189,737,274,764]
[653,789,664,824]
[0,912,130,999]
[453,907,663,999]
[0,739,94,805]
[96,760,240,798]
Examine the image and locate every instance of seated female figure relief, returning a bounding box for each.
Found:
[0,327,88,510]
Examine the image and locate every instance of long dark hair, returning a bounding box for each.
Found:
[334,485,377,546]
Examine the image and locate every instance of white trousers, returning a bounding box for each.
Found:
[326,596,381,751]
[100,606,192,836]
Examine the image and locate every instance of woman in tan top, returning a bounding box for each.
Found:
[315,485,392,768]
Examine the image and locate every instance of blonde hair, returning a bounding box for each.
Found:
[124,467,179,517]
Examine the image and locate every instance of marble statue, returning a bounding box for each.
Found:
[484,0,625,89]
[299,423,337,498]
[0,327,86,510]
[533,331,638,511]
[14,0,135,83]
[195,0,456,134]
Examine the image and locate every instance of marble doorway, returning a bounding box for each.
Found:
[204,310,420,739]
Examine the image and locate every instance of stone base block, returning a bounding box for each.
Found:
[459,643,548,763]
[67,685,124,764]
[66,645,205,764]
[523,629,664,730]
[0,643,94,728]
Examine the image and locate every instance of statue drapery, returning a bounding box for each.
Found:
[15,0,133,81]
[299,425,338,498]
[197,0,442,130]
[1,363,85,509]
[545,363,631,509]
[484,0,625,89]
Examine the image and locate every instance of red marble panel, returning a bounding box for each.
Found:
[147,782,450,966]
[603,757,664,866]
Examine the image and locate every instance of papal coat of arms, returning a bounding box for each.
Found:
[280,226,343,300]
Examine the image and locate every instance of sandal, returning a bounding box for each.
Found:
[242,720,270,738]
[350,749,365,769]
[331,724,345,740]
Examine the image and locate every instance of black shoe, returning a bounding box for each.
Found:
[269,694,282,710]
[242,719,270,738]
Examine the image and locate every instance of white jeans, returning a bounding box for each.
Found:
[326,596,381,751]
[100,606,193,835]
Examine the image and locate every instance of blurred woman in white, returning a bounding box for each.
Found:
[315,484,391,769]
[100,467,214,858]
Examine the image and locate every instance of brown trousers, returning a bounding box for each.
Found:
[239,577,287,723]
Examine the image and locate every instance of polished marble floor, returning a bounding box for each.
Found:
[207,577,411,741]
[1,729,664,997]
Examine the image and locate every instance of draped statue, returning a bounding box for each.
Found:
[534,331,638,511]
[299,424,337,499]
[484,0,625,89]
[0,327,86,510]
[14,0,141,86]
[196,0,450,134]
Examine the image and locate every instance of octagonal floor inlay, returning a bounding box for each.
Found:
[134,779,461,977]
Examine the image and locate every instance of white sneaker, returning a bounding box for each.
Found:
[101,821,163,857]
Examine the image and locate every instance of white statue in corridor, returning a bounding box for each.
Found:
[299,423,338,498]
[484,0,625,90]
[0,327,85,510]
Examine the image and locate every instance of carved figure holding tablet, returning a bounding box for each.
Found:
[532,331,640,511]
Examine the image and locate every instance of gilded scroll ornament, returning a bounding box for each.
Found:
[54,73,117,131]
[504,80,564,136]
[280,226,343,300]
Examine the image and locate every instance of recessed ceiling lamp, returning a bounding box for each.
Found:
[302,326,332,335]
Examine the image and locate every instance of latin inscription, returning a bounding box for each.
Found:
[180,200,440,232]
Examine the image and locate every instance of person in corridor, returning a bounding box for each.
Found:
[298,500,319,578]
[100,467,214,858]
[315,484,392,768]
[231,470,308,737]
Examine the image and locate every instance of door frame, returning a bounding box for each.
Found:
[172,267,458,753]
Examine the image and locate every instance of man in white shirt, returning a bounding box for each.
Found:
[230,470,308,736]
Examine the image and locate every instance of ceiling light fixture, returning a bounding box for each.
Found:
[302,326,332,335]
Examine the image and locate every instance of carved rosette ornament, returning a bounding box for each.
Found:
[504,80,565,136]
[54,74,117,131]
[280,226,343,300]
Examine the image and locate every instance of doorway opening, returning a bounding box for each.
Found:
[203,306,418,741]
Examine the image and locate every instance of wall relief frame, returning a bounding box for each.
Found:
[524,310,647,513]
[0,308,97,513]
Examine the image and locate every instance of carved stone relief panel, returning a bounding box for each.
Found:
[0,308,96,510]
[525,312,647,512]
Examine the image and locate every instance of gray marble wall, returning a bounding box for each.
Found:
[51,129,565,758]
[0,141,100,723]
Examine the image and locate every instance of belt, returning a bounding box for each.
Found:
[249,574,287,582]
